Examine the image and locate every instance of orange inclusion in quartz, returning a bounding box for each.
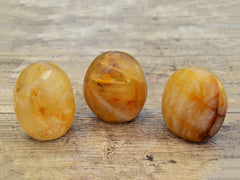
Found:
[84,51,147,123]
[13,61,75,140]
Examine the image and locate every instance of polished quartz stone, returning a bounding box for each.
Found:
[13,61,75,140]
[162,67,227,142]
[84,51,147,123]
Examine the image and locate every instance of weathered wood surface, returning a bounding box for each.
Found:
[0,0,240,179]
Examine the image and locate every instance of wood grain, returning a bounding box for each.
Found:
[0,0,240,179]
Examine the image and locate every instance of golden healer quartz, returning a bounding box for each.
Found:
[162,67,227,142]
[84,51,147,123]
[13,61,75,140]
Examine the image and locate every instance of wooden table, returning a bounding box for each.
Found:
[1,1,240,179]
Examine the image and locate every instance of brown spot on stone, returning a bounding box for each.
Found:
[39,108,45,116]
[97,82,104,87]
[112,98,120,102]
[127,100,137,106]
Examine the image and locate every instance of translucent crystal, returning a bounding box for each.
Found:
[84,51,147,123]
[13,61,75,140]
[162,67,227,142]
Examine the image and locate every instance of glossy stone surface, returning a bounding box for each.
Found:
[13,61,75,140]
[162,67,227,142]
[84,51,147,123]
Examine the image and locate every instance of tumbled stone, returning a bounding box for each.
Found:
[13,61,75,140]
[84,51,147,123]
